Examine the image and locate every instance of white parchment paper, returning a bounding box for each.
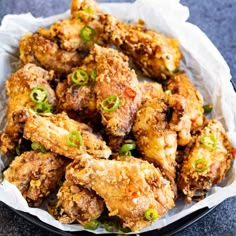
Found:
[1,0,236,234]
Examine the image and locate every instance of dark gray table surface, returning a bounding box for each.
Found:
[0,0,236,236]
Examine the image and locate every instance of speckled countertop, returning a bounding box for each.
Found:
[0,0,236,235]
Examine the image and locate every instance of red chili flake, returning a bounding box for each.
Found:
[125,87,136,98]
[232,148,236,158]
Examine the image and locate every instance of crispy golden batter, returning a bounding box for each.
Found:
[166,73,204,146]
[0,64,56,155]
[101,14,181,79]
[19,33,82,75]
[139,81,164,104]
[22,111,111,159]
[90,45,142,149]
[177,119,233,203]
[71,0,102,19]
[66,155,175,232]
[49,180,104,224]
[133,98,177,192]
[4,151,67,207]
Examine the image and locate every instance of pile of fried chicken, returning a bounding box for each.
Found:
[0,0,233,233]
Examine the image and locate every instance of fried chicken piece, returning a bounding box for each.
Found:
[90,45,142,149]
[133,98,177,192]
[19,33,82,75]
[166,73,204,146]
[66,154,175,232]
[38,17,104,52]
[101,15,181,79]
[4,151,67,207]
[0,64,56,155]
[139,81,164,104]
[21,111,111,159]
[56,59,97,119]
[49,180,104,224]
[177,119,233,203]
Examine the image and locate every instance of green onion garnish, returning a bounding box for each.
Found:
[119,143,136,156]
[84,219,100,230]
[120,225,131,233]
[66,131,83,148]
[15,146,21,156]
[34,102,52,114]
[30,86,49,104]
[85,7,94,14]
[200,133,217,151]
[101,95,120,112]
[90,68,97,81]
[31,142,47,153]
[203,104,213,114]
[165,90,172,95]
[80,26,96,42]
[192,158,209,173]
[71,69,89,86]
[144,208,159,221]
[103,221,119,232]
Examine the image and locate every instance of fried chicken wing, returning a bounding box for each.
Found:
[66,155,175,232]
[90,45,142,149]
[166,73,204,146]
[101,15,181,79]
[56,58,97,119]
[19,33,82,75]
[133,98,177,192]
[0,64,56,155]
[21,111,111,159]
[177,119,233,203]
[49,180,104,225]
[4,151,67,207]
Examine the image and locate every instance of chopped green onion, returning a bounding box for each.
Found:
[144,208,159,221]
[31,142,47,153]
[101,95,120,112]
[165,90,172,95]
[203,104,213,114]
[85,7,94,14]
[119,143,136,156]
[71,69,89,86]
[103,221,119,232]
[34,102,52,114]
[15,146,21,156]
[90,68,97,81]
[200,133,217,151]
[80,26,96,42]
[84,219,100,230]
[30,86,49,103]
[120,225,131,233]
[66,131,83,148]
[192,158,209,173]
